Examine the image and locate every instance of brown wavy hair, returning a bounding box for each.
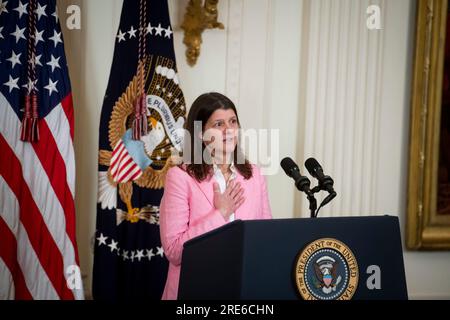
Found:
[183,92,253,182]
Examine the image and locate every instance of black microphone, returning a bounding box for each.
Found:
[304,158,335,193]
[280,157,312,196]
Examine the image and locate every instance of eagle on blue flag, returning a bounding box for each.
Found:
[93,0,186,300]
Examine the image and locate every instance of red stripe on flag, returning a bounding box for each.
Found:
[32,120,80,265]
[60,94,74,141]
[115,145,130,170]
[129,168,142,181]
[118,162,140,183]
[110,143,126,172]
[0,135,74,300]
[0,217,33,300]
[116,156,134,177]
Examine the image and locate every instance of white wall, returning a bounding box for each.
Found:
[168,0,304,218]
[59,0,122,297]
[59,0,450,299]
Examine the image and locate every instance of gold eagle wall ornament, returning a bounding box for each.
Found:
[181,0,224,66]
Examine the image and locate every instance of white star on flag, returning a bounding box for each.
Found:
[44,78,59,95]
[0,26,4,39]
[22,78,38,93]
[52,8,58,22]
[49,30,62,48]
[96,233,108,246]
[0,1,8,15]
[13,0,27,18]
[31,54,43,67]
[35,29,44,45]
[46,54,61,72]
[146,248,155,261]
[164,26,172,38]
[117,29,126,42]
[35,3,47,20]
[108,239,118,252]
[154,23,163,36]
[135,250,145,262]
[10,25,26,43]
[128,26,137,38]
[7,50,21,68]
[3,75,19,93]
[156,246,164,257]
[146,22,153,35]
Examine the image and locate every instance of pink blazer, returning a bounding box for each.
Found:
[159,164,272,300]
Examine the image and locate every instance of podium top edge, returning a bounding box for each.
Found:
[182,215,399,248]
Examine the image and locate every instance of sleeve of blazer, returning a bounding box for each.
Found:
[160,167,227,266]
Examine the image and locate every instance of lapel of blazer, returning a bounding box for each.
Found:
[192,176,215,207]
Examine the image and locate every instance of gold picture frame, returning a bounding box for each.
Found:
[407,0,450,249]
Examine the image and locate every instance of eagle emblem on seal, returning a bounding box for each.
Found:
[313,256,342,294]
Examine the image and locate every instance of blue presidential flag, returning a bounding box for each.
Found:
[93,0,186,300]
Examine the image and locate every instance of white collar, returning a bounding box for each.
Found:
[212,160,236,175]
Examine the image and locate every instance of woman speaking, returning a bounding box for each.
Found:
[159,92,272,300]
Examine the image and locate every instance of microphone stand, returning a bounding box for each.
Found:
[310,186,321,218]
[306,192,317,218]
[309,185,336,218]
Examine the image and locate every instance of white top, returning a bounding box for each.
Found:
[212,161,237,222]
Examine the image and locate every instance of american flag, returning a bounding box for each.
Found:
[0,0,83,299]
